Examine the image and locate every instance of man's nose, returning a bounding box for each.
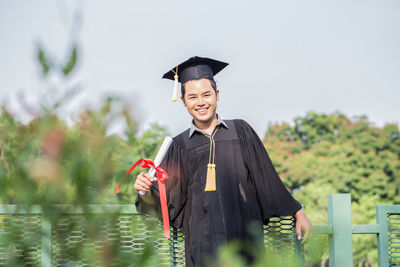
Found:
[197,96,205,105]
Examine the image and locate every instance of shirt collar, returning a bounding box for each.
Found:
[189,114,228,138]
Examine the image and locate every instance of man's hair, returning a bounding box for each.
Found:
[181,78,217,99]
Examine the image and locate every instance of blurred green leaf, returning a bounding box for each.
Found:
[62,46,78,76]
[37,45,52,76]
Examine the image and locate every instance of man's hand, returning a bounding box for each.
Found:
[294,209,312,244]
[134,172,157,205]
[134,172,157,193]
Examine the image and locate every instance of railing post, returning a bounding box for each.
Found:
[41,213,51,267]
[327,194,353,267]
[376,206,389,267]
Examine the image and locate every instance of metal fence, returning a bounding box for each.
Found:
[313,194,400,267]
[0,205,172,266]
[1,194,399,266]
[0,204,302,266]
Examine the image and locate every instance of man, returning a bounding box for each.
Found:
[134,56,312,266]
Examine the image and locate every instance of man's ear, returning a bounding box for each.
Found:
[216,90,220,101]
[181,96,186,106]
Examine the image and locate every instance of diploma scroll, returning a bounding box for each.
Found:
[139,136,173,195]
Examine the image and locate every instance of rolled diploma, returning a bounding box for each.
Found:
[139,136,173,195]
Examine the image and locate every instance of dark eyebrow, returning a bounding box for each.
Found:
[202,90,212,95]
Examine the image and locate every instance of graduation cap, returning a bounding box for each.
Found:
[162,56,229,101]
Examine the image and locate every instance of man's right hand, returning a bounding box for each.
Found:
[134,172,157,193]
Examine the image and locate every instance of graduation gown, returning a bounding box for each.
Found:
[136,119,301,266]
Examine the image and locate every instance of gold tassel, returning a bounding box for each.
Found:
[202,125,220,192]
[171,74,179,102]
[204,163,216,191]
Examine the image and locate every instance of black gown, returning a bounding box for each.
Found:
[136,119,302,266]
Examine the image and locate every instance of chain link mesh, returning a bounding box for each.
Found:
[0,211,300,266]
[169,227,185,266]
[264,216,299,265]
[51,214,170,266]
[388,213,400,267]
[167,216,299,266]
[0,214,42,265]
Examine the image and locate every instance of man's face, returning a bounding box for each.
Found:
[181,78,219,126]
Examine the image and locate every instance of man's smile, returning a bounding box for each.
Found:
[195,107,209,115]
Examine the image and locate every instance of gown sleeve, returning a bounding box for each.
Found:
[235,119,302,222]
[135,140,187,229]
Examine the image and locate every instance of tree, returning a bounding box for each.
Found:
[263,112,400,265]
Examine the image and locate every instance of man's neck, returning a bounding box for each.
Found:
[194,115,218,135]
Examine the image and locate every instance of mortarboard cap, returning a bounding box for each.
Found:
[162,56,229,101]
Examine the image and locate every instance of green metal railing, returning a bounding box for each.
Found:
[0,205,173,266]
[313,194,400,267]
[0,204,301,266]
[1,194,399,266]
[379,206,400,267]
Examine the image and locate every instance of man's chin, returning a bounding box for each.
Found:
[194,115,216,124]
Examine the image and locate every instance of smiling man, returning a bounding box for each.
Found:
[134,56,312,266]
[182,78,220,137]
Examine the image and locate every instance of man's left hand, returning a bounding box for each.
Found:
[294,209,312,244]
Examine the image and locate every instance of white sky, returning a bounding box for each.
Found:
[1,0,399,136]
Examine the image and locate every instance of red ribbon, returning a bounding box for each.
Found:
[116,159,170,238]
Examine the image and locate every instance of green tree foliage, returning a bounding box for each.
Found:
[0,101,168,205]
[264,112,400,265]
[0,43,170,266]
